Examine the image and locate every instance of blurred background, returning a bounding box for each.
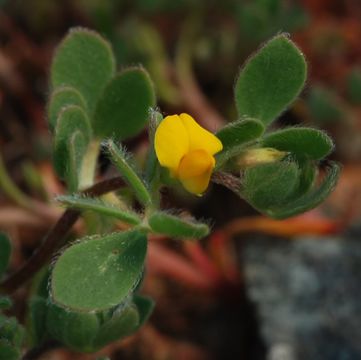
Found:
[1,0,361,359]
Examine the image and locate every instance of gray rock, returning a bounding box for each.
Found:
[243,234,361,360]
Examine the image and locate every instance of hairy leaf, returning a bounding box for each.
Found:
[148,211,209,239]
[47,86,87,130]
[93,68,155,139]
[53,105,91,180]
[235,34,306,126]
[265,162,341,219]
[51,28,115,112]
[51,230,147,311]
[261,127,334,160]
[57,195,141,225]
[241,160,300,209]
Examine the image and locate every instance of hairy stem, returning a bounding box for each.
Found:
[79,138,101,189]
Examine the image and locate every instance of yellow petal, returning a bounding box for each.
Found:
[179,113,223,155]
[177,150,215,194]
[154,115,189,172]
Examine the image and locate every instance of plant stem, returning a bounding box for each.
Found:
[107,140,152,207]
[0,176,124,294]
[79,138,101,189]
[211,171,243,196]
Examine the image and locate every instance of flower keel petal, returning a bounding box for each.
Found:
[178,150,215,194]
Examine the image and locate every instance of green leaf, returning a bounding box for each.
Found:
[235,34,307,126]
[0,340,20,360]
[133,295,154,329]
[67,131,88,192]
[51,230,147,312]
[92,304,139,350]
[145,110,163,195]
[295,160,318,197]
[93,67,155,139]
[46,302,100,352]
[57,195,142,225]
[47,86,87,131]
[216,118,265,152]
[241,160,300,209]
[0,317,25,348]
[27,296,48,346]
[347,68,361,105]
[0,233,11,278]
[148,211,210,239]
[265,162,341,219]
[215,119,265,167]
[261,127,334,160]
[53,105,91,180]
[107,140,152,207]
[51,28,115,112]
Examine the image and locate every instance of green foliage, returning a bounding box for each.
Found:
[67,131,89,192]
[51,28,115,112]
[93,68,156,139]
[216,118,265,152]
[1,28,339,358]
[27,296,48,346]
[47,303,100,352]
[240,160,340,218]
[145,110,163,192]
[0,315,25,360]
[265,162,340,219]
[148,211,209,239]
[53,105,91,185]
[0,233,11,278]
[295,160,318,197]
[261,127,334,161]
[132,295,155,329]
[216,119,265,167]
[107,140,152,206]
[47,86,87,130]
[235,34,307,126]
[51,230,147,311]
[347,68,361,105]
[46,296,149,353]
[241,160,300,209]
[57,195,142,225]
[92,304,139,350]
[0,340,20,360]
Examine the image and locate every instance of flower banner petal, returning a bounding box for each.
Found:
[179,113,223,155]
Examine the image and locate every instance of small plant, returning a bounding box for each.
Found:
[0,28,339,358]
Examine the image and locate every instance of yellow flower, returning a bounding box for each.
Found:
[154,113,223,195]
